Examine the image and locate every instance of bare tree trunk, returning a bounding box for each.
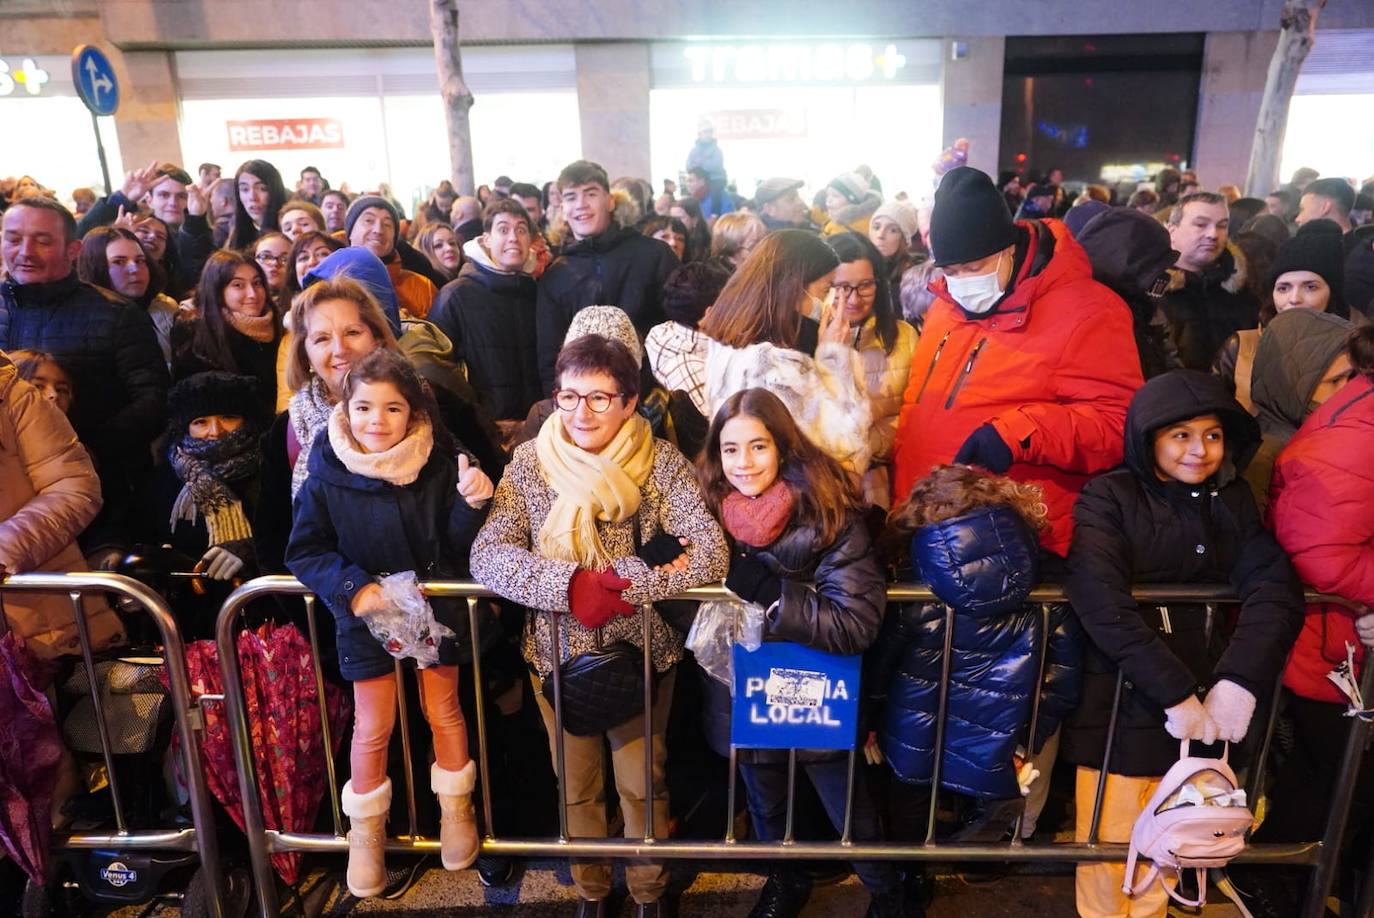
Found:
[1245,0,1325,196]
[429,0,475,195]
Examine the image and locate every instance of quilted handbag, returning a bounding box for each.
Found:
[542,627,654,737]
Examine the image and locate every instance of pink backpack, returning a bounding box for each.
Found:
[1122,741,1255,909]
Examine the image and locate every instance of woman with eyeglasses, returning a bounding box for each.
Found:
[252,231,293,311]
[700,229,874,477]
[170,249,282,416]
[471,329,728,918]
[827,232,918,510]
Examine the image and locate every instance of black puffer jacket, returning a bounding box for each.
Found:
[868,506,1082,800]
[1076,208,1181,379]
[429,257,541,421]
[0,273,169,467]
[701,514,885,764]
[1156,245,1259,371]
[535,225,679,391]
[1062,370,1304,776]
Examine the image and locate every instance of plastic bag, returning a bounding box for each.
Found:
[685,599,765,689]
[363,571,457,669]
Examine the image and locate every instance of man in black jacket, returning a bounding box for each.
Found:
[536,160,679,392]
[1,196,169,558]
[1158,192,1259,370]
[429,198,541,428]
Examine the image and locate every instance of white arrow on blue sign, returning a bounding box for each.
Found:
[70,44,119,117]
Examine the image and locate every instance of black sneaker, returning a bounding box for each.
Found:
[476,854,515,887]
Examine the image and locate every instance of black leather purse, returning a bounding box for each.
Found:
[540,517,657,736]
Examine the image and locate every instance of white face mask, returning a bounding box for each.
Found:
[946,250,1007,314]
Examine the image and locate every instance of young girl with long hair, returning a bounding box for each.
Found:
[228,159,289,248]
[286,348,494,898]
[170,249,281,415]
[77,225,180,366]
[696,387,904,918]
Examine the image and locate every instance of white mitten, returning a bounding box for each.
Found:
[1356,613,1374,651]
[1204,679,1257,743]
[1164,695,1219,745]
[200,545,245,581]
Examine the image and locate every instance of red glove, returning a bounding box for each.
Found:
[567,568,634,629]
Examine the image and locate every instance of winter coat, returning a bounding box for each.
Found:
[868,506,1082,799]
[0,353,125,659]
[428,243,541,421]
[891,220,1143,557]
[285,433,490,681]
[706,339,873,476]
[169,316,281,418]
[851,317,918,508]
[1156,243,1259,371]
[0,273,169,471]
[470,436,729,678]
[385,253,438,320]
[686,138,727,186]
[535,225,680,391]
[1242,308,1355,516]
[1270,373,1374,704]
[701,515,886,765]
[645,320,710,416]
[896,258,941,332]
[1062,370,1304,776]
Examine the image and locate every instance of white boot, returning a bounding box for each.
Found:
[340,778,391,897]
[431,761,479,871]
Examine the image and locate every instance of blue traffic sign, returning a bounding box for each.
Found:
[730,641,862,751]
[71,45,119,117]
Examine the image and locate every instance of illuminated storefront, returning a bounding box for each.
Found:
[649,39,943,202]
[0,54,123,203]
[174,46,581,213]
[1281,30,1374,183]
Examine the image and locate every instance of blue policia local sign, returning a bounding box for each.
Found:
[71,45,119,116]
[730,642,861,750]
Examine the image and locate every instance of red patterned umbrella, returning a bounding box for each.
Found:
[0,633,62,884]
[179,622,349,883]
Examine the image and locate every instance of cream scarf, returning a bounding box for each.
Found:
[326,403,434,486]
[223,307,276,343]
[534,410,655,568]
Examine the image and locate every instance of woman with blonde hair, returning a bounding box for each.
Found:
[709,211,766,272]
[699,229,873,475]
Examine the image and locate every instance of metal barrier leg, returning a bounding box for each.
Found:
[1010,603,1054,846]
[394,659,420,838]
[783,750,798,845]
[68,592,128,836]
[724,746,738,843]
[925,605,957,845]
[304,595,344,837]
[465,598,495,840]
[549,613,570,843]
[1246,671,1288,808]
[642,606,655,843]
[841,748,857,845]
[1300,665,1374,918]
[1087,672,1125,845]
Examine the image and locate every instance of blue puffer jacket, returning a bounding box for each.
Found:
[284,430,491,681]
[868,506,1083,800]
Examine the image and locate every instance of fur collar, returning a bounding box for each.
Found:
[1165,240,1248,294]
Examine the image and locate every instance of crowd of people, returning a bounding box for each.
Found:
[2,135,1374,918]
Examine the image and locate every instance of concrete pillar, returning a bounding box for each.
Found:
[1193,30,1279,192]
[940,37,1005,179]
[109,49,184,170]
[574,42,652,180]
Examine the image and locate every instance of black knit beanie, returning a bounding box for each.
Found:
[930,167,1019,267]
[344,195,402,257]
[167,372,262,433]
[1268,219,1346,314]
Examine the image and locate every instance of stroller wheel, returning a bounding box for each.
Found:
[183,865,253,918]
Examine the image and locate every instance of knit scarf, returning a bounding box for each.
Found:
[289,375,336,498]
[721,480,796,548]
[534,410,655,568]
[326,403,433,486]
[167,427,260,546]
[223,307,276,343]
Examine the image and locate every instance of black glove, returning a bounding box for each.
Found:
[638,531,688,568]
[953,423,1015,473]
[726,552,783,608]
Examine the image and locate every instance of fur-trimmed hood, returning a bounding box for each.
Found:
[1164,239,1248,295]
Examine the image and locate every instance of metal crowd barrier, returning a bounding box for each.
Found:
[0,572,227,918]
[214,576,1373,918]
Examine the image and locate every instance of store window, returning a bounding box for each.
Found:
[650,40,942,203]
[0,54,123,205]
[1282,30,1374,182]
[175,47,580,216]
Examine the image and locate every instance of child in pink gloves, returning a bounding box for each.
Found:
[1061,370,1303,918]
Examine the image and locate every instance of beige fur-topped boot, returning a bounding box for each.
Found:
[340,778,391,897]
[431,761,479,870]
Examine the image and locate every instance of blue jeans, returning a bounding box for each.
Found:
[737,757,899,894]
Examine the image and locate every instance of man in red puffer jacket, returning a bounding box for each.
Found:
[891,167,1143,557]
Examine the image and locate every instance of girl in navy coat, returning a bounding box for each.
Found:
[286,348,495,898]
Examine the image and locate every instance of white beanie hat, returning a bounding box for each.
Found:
[871,199,920,243]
